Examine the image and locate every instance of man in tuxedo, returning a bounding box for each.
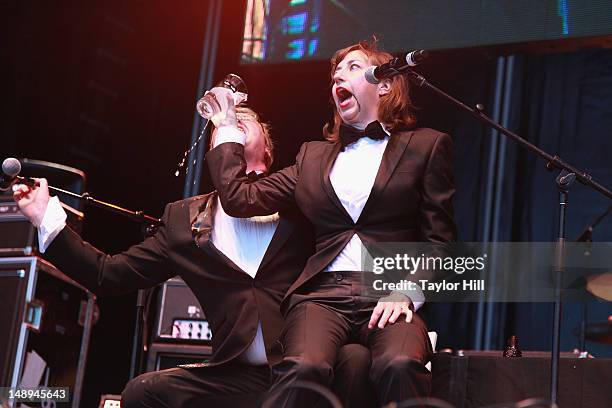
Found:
[12,106,372,408]
[205,39,456,406]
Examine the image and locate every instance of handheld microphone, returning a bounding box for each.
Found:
[364,50,429,84]
[1,157,22,191]
[1,158,37,192]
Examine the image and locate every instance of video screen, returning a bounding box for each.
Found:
[241,0,612,64]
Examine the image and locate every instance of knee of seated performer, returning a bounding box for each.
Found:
[371,355,427,380]
[336,343,371,375]
[121,371,163,408]
[282,355,334,382]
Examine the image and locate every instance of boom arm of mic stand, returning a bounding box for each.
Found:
[47,185,162,231]
[396,65,612,200]
[575,203,612,242]
[15,176,162,231]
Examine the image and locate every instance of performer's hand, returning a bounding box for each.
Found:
[368,292,413,329]
[206,87,237,128]
[12,178,49,227]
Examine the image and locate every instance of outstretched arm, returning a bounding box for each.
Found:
[13,180,175,296]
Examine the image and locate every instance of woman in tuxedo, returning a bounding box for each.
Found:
[207,38,456,406]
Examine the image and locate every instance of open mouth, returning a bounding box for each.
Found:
[336,87,354,108]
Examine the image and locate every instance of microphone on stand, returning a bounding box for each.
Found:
[364,49,429,84]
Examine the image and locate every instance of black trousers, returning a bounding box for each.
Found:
[122,343,374,408]
[267,271,432,407]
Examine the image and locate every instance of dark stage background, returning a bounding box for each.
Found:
[2,1,611,406]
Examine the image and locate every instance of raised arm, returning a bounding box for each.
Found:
[206,127,306,218]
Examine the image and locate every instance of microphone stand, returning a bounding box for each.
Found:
[395,64,612,405]
[575,204,612,244]
[46,185,162,229]
[45,184,161,380]
[574,203,612,351]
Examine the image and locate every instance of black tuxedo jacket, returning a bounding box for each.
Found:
[43,192,313,366]
[206,127,457,312]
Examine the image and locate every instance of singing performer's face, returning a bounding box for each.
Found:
[332,50,388,130]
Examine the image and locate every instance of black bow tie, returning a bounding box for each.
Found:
[247,171,265,181]
[339,121,387,150]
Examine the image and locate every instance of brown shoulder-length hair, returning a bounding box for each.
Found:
[323,38,417,142]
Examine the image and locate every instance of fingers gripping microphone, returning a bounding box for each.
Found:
[0,158,39,192]
[364,49,429,84]
[1,157,22,191]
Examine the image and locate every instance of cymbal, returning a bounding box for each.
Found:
[586,272,612,301]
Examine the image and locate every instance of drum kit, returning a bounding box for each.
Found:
[574,204,612,347]
[584,273,612,345]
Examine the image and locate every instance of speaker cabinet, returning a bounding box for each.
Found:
[0,257,91,407]
[154,277,211,343]
[145,343,213,372]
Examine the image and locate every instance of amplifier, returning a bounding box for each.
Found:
[154,277,212,343]
[0,257,92,407]
[0,198,84,256]
[98,394,122,408]
[0,201,36,254]
[145,342,213,372]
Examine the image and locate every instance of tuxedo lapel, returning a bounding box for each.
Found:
[358,131,413,221]
[189,193,249,276]
[189,193,214,245]
[320,142,354,222]
[257,216,295,272]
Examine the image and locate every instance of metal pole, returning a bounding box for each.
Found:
[484,55,514,350]
[475,56,505,350]
[184,0,224,198]
[72,293,96,408]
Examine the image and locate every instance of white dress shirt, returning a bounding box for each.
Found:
[210,196,279,365]
[215,125,424,310]
[324,136,388,272]
[37,179,279,365]
[37,196,67,253]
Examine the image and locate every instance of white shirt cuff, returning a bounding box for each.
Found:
[37,196,67,253]
[393,285,425,312]
[213,125,246,147]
